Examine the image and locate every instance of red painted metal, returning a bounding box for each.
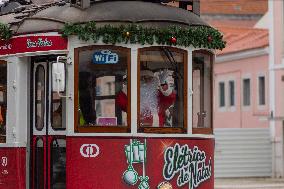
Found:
[66,137,214,189]
[0,147,26,189]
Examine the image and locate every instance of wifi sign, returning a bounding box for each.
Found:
[93,50,119,64]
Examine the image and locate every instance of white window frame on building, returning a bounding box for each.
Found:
[258,75,266,107]
[227,79,237,112]
[228,80,235,107]
[219,81,225,108]
[242,77,251,107]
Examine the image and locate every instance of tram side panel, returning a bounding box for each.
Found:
[66,137,214,189]
[0,147,26,189]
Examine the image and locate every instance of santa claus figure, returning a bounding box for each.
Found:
[115,75,128,112]
[116,69,176,127]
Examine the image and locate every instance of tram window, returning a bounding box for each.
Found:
[35,66,45,131]
[192,51,213,134]
[137,47,187,133]
[35,138,44,189]
[51,138,66,189]
[51,92,66,130]
[75,46,130,133]
[0,61,6,143]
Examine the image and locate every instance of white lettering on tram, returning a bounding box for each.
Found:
[1,157,8,175]
[1,157,7,167]
[163,144,212,189]
[0,44,12,50]
[80,144,100,158]
[26,38,53,48]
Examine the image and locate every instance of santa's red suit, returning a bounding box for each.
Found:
[116,90,128,112]
[116,70,176,127]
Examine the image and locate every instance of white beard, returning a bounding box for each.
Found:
[140,79,159,119]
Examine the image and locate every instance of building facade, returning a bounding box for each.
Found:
[213,0,284,178]
[268,0,284,178]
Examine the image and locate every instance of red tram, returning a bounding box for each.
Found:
[0,0,225,188]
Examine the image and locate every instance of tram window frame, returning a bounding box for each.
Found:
[35,65,46,131]
[137,47,188,134]
[192,50,213,135]
[0,60,7,143]
[74,45,131,133]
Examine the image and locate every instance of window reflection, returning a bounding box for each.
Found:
[192,51,212,129]
[52,92,65,129]
[35,66,45,131]
[138,48,185,128]
[78,47,129,127]
[51,138,66,189]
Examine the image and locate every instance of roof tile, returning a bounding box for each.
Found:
[200,0,268,15]
[217,27,268,55]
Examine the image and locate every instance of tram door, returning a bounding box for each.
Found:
[31,57,66,189]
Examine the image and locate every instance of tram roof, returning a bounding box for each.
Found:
[0,1,210,35]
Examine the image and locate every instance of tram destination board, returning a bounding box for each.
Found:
[0,35,67,56]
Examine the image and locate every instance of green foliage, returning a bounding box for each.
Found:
[61,22,226,50]
[0,23,12,40]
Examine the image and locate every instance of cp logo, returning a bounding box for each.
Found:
[80,144,100,158]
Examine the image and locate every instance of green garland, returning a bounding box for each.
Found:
[61,21,226,50]
[0,23,12,40]
[0,21,226,50]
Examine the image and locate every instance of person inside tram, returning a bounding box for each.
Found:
[116,68,176,127]
[115,75,127,112]
[79,71,96,125]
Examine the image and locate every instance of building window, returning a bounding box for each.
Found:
[243,78,250,106]
[192,50,213,134]
[74,46,131,133]
[229,80,235,106]
[0,61,6,143]
[258,76,265,105]
[138,47,187,133]
[219,82,225,107]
